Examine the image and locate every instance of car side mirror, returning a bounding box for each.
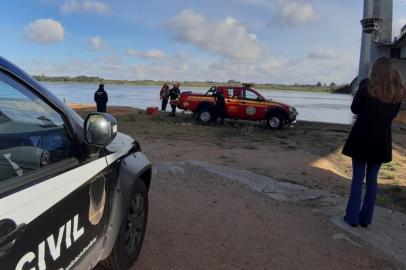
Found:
[84,113,118,147]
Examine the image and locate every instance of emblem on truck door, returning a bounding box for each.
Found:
[246,106,256,116]
[88,177,106,225]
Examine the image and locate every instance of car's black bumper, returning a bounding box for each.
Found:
[287,107,298,123]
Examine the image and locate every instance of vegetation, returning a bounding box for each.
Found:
[33,75,352,94]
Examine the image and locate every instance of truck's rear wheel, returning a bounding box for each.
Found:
[266,113,285,129]
[102,180,148,270]
[198,107,214,124]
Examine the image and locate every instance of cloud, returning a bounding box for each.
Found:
[127,53,192,79]
[240,0,267,5]
[25,18,64,44]
[307,49,339,60]
[126,48,166,59]
[25,51,356,85]
[270,0,318,28]
[167,9,262,60]
[61,0,109,14]
[89,36,108,50]
[393,18,406,38]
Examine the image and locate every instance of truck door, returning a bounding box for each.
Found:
[238,88,266,120]
[222,87,240,119]
[0,70,112,270]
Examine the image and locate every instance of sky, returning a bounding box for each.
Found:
[1,0,406,85]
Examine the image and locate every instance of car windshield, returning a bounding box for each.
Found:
[205,86,217,96]
[0,80,62,130]
[244,88,265,101]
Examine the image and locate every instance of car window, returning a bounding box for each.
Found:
[0,71,74,182]
[226,88,238,99]
[226,88,233,97]
[206,86,217,96]
[244,89,260,100]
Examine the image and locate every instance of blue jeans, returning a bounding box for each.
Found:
[345,159,381,225]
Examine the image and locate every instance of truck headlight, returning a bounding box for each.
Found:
[289,107,298,115]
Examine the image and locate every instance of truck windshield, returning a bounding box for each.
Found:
[243,89,265,101]
[205,86,216,96]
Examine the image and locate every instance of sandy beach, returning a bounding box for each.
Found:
[73,104,406,269]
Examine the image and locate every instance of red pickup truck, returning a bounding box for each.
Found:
[178,84,298,129]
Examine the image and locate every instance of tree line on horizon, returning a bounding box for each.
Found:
[32,75,351,94]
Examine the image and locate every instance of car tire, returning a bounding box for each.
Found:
[266,113,285,129]
[198,107,214,124]
[102,180,148,270]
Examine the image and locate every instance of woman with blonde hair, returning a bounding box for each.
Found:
[342,56,405,227]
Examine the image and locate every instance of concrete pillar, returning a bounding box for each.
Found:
[358,0,393,84]
[373,0,393,43]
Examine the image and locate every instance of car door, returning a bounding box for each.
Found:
[223,87,240,119]
[0,70,112,270]
[238,88,266,120]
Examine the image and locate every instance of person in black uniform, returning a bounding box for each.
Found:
[169,82,181,116]
[94,84,108,113]
[214,92,226,124]
[342,56,405,228]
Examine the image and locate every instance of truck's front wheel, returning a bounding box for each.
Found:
[266,113,285,129]
[102,180,148,270]
[198,107,214,124]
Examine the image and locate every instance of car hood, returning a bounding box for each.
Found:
[105,132,136,154]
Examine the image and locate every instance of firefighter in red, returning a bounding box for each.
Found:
[169,82,181,116]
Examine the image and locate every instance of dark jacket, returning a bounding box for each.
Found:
[94,88,108,105]
[342,79,401,163]
[169,87,180,100]
[215,92,226,111]
[215,92,225,105]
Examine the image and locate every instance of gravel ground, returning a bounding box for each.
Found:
[95,162,402,270]
[75,106,405,270]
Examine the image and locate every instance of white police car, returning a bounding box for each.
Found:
[0,57,151,270]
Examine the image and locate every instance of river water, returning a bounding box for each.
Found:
[44,82,354,124]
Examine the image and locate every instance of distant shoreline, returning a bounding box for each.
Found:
[36,75,351,94]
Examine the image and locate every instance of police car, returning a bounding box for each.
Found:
[0,57,152,270]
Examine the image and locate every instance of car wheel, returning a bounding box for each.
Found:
[102,180,148,270]
[198,108,213,124]
[267,113,284,129]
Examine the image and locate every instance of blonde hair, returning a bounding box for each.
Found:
[368,56,406,104]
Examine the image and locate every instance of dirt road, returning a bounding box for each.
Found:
[78,106,405,269]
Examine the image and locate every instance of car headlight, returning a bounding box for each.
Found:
[288,107,298,114]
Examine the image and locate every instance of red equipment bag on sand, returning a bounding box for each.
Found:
[146,107,159,115]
